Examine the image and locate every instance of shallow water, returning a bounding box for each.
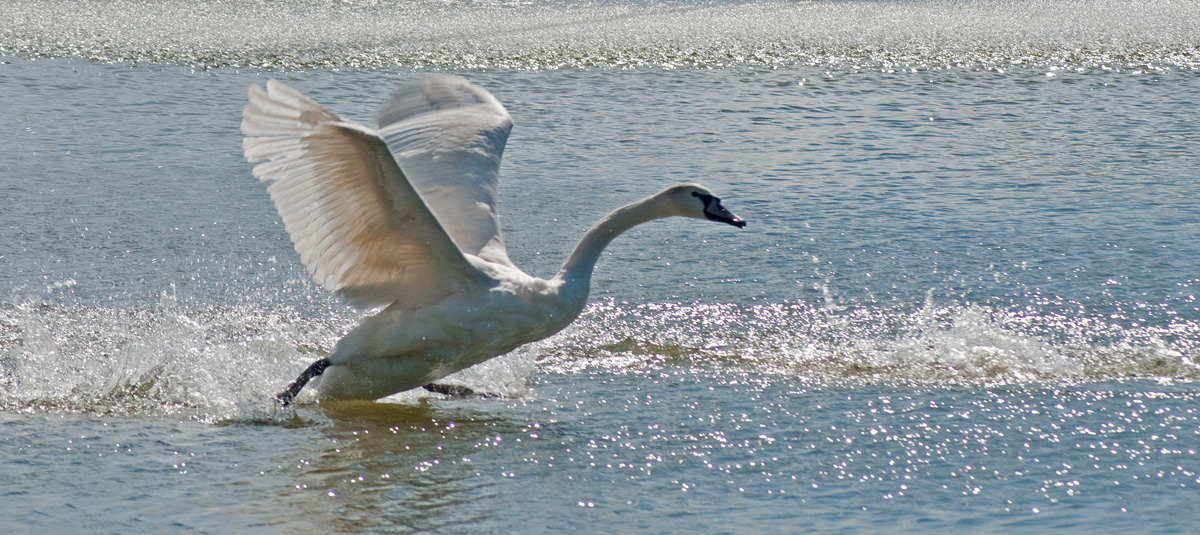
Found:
[2,0,1200,532]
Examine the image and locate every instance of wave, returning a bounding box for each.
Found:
[3,293,1195,418]
[4,0,1199,70]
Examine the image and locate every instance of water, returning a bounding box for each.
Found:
[2,0,1200,532]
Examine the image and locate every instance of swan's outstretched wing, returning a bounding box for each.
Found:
[376,75,516,267]
[242,80,485,310]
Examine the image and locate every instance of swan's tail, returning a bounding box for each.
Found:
[275,358,331,406]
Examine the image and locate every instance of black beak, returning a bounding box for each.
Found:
[701,195,747,228]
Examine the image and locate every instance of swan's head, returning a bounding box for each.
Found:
[663,184,746,228]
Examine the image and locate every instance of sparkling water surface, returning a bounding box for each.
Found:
[2,0,1200,532]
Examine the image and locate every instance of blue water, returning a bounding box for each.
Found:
[2,0,1200,532]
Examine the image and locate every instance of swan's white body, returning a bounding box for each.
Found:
[316,262,581,400]
[242,76,744,402]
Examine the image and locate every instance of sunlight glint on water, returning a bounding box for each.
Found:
[3,0,1200,69]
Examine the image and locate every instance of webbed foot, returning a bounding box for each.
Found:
[422,383,505,399]
[276,358,331,407]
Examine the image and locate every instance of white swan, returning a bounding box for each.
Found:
[242,75,745,404]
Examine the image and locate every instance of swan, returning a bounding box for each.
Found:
[241,75,745,404]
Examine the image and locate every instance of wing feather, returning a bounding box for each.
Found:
[242,80,485,310]
[376,75,516,267]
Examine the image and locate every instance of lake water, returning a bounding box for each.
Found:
[2,0,1200,532]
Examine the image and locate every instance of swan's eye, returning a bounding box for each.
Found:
[691,191,700,197]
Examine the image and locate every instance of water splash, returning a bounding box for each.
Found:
[0,287,540,418]
[0,293,350,419]
[3,290,1195,417]
[3,0,1198,70]
[541,299,1200,385]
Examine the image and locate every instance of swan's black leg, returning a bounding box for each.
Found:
[275,358,331,407]
[422,383,504,399]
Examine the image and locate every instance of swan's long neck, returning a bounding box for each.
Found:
[555,193,673,293]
